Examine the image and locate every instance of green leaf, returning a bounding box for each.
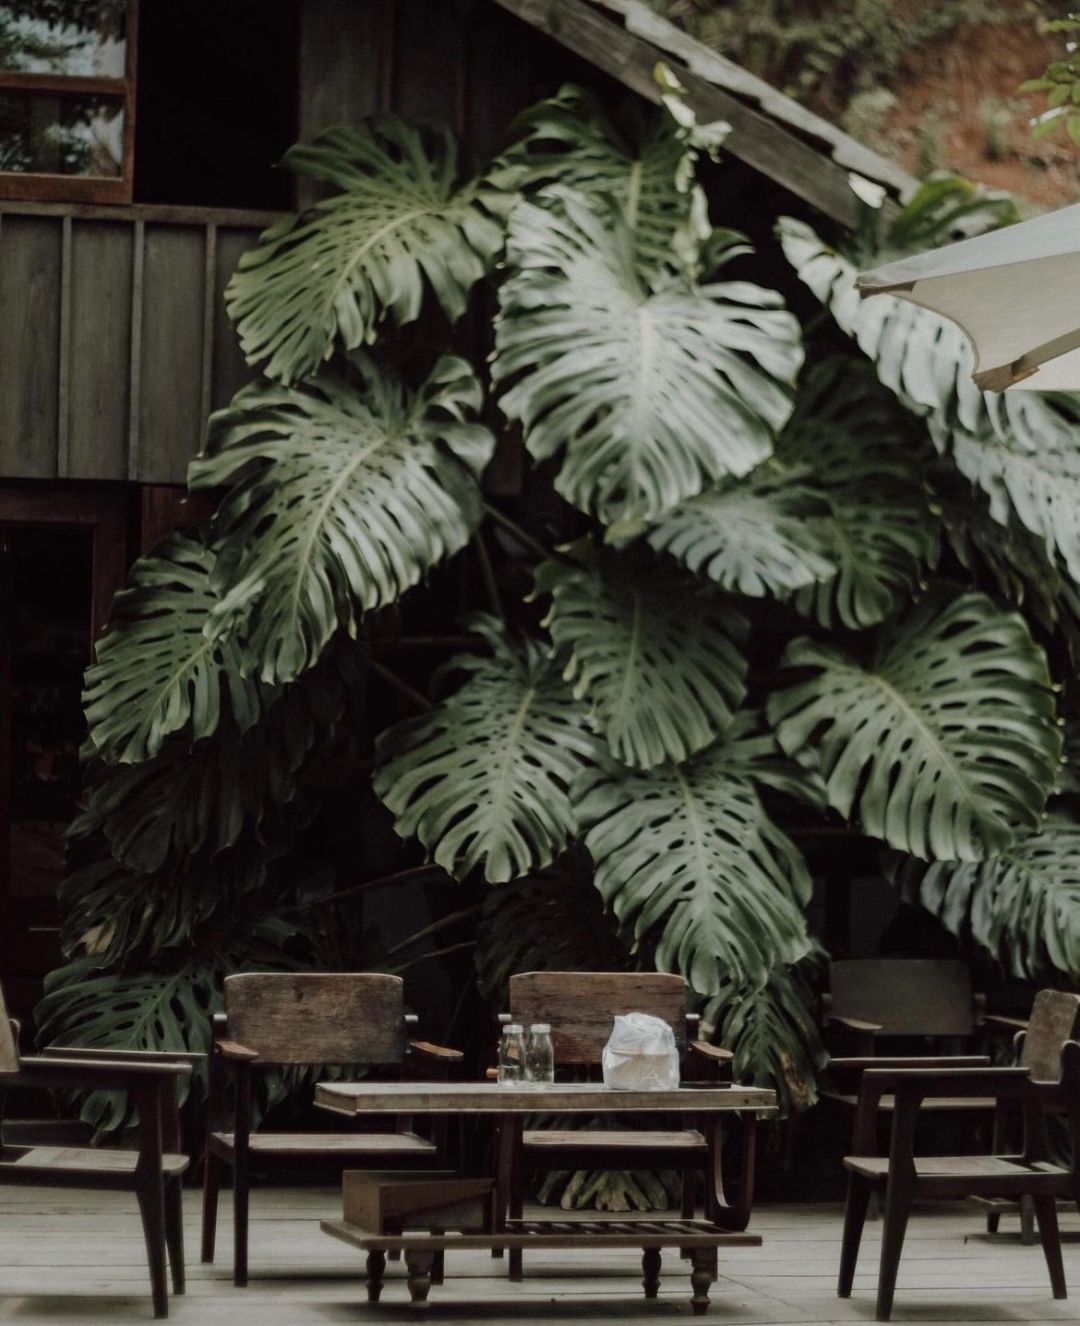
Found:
[494,190,802,524]
[700,958,827,1117]
[83,534,261,765]
[191,355,493,685]
[225,116,514,384]
[535,545,748,767]
[374,617,600,883]
[768,591,1062,861]
[474,849,629,1002]
[498,84,717,278]
[577,715,814,994]
[895,815,1080,979]
[647,359,939,627]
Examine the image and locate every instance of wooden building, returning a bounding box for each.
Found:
[0,0,910,1009]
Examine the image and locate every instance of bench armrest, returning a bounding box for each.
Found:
[1,1055,192,1091]
[408,1040,463,1065]
[826,1015,883,1034]
[216,1039,260,1062]
[40,1046,205,1066]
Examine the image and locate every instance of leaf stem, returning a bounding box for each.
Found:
[482,502,554,563]
[388,940,477,974]
[384,905,481,957]
[293,865,448,911]
[366,657,431,711]
[474,530,504,618]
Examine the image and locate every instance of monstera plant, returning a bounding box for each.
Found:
[40,78,1080,1194]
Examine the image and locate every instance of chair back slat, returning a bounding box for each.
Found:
[224,973,406,1066]
[828,959,974,1037]
[0,984,17,1072]
[508,972,688,1066]
[1021,990,1080,1082]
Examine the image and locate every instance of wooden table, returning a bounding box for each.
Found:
[317,1079,777,1296]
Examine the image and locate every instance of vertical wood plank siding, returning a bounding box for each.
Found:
[0,0,582,484]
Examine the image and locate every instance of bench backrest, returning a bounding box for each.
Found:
[1021,990,1080,1083]
[223,973,406,1066]
[828,959,976,1037]
[507,971,688,1066]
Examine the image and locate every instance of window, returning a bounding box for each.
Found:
[0,0,138,203]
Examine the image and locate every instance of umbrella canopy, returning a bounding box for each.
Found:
[856,202,1080,392]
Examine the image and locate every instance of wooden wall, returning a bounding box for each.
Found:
[0,202,273,484]
[0,0,600,486]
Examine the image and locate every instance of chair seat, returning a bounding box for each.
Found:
[522,1129,706,1151]
[0,1145,188,1177]
[210,1130,438,1158]
[824,1091,997,1112]
[845,1153,1070,1194]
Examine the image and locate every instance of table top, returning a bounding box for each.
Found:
[314,1080,777,1115]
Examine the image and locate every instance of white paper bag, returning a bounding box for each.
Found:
[601,1012,679,1091]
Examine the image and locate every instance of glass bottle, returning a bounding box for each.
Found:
[498,1022,526,1085]
[525,1023,555,1086]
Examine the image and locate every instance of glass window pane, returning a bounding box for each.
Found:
[0,2,128,77]
[0,90,123,175]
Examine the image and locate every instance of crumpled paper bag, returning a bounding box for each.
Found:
[601,1012,679,1090]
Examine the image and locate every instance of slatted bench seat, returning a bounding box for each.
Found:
[321,1216,761,1314]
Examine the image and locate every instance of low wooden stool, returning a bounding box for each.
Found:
[323,1215,761,1313]
[340,1171,494,1298]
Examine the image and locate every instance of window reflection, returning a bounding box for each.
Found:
[0,2,127,77]
[0,90,122,175]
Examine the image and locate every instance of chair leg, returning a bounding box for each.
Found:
[986,1211,1000,1234]
[1032,1196,1067,1300]
[201,1149,221,1264]
[838,1177,872,1298]
[164,1177,185,1295]
[135,1174,170,1319]
[875,1181,913,1322]
[1020,1196,1037,1246]
[681,1168,695,1219]
[233,1152,250,1287]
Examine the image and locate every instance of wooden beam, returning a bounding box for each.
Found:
[490,0,905,228]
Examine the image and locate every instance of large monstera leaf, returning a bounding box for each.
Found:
[535,546,748,768]
[779,206,1080,579]
[191,355,493,685]
[374,618,599,883]
[576,715,814,995]
[498,83,725,278]
[225,117,514,384]
[700,959,827,1116]
[894,816,1080,980]
[83,534,261,765]
[648,361,938,628]
[494,190,802,524]
[768,591,1061,861]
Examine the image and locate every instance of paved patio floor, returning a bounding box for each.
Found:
[0,1186,1078,1323]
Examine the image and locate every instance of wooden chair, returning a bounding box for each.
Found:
[495,971,743,1277]
[0,985,192,1318]
[837,1043,1080,1320]
[980,989,1080,1240]
[200,972,463,1286]
[822,959,998,1144]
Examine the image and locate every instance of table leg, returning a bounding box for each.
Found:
[365,1250,386,1303]
[705,1110,756,1232]
[642,1247,662,1299]
[492,1112,519,1261]
[690,1247,717,1315]
[405,1249,435,1304]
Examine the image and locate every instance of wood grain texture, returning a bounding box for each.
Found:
[508,971,689,1065]
[210,1132,437,1157]
[341,1171,492,1231]
[315,1080,775,1115]
[0,214,61,477]
[827,961,976,1038]
[1020,990,1080,1083]
[322,1216,761,1248]
[224,973,408,1066]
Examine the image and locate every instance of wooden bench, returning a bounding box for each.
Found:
[322,1216,761,1314]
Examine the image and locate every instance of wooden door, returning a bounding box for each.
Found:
[0,485,129,1020]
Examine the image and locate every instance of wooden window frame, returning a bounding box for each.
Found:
[0,0,139,204]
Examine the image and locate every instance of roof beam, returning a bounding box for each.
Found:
[491,0,910,228]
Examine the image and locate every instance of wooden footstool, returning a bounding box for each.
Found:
[339,1171,495,1298]
[323,1214,761,1314]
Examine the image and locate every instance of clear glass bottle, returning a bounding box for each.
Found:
[498,1022,526,1085]
[525,1023,555,1086]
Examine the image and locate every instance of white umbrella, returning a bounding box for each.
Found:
[856,201,1080,392]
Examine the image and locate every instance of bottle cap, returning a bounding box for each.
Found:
[504,1023,524,1035]
[530,1023,551,1034]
